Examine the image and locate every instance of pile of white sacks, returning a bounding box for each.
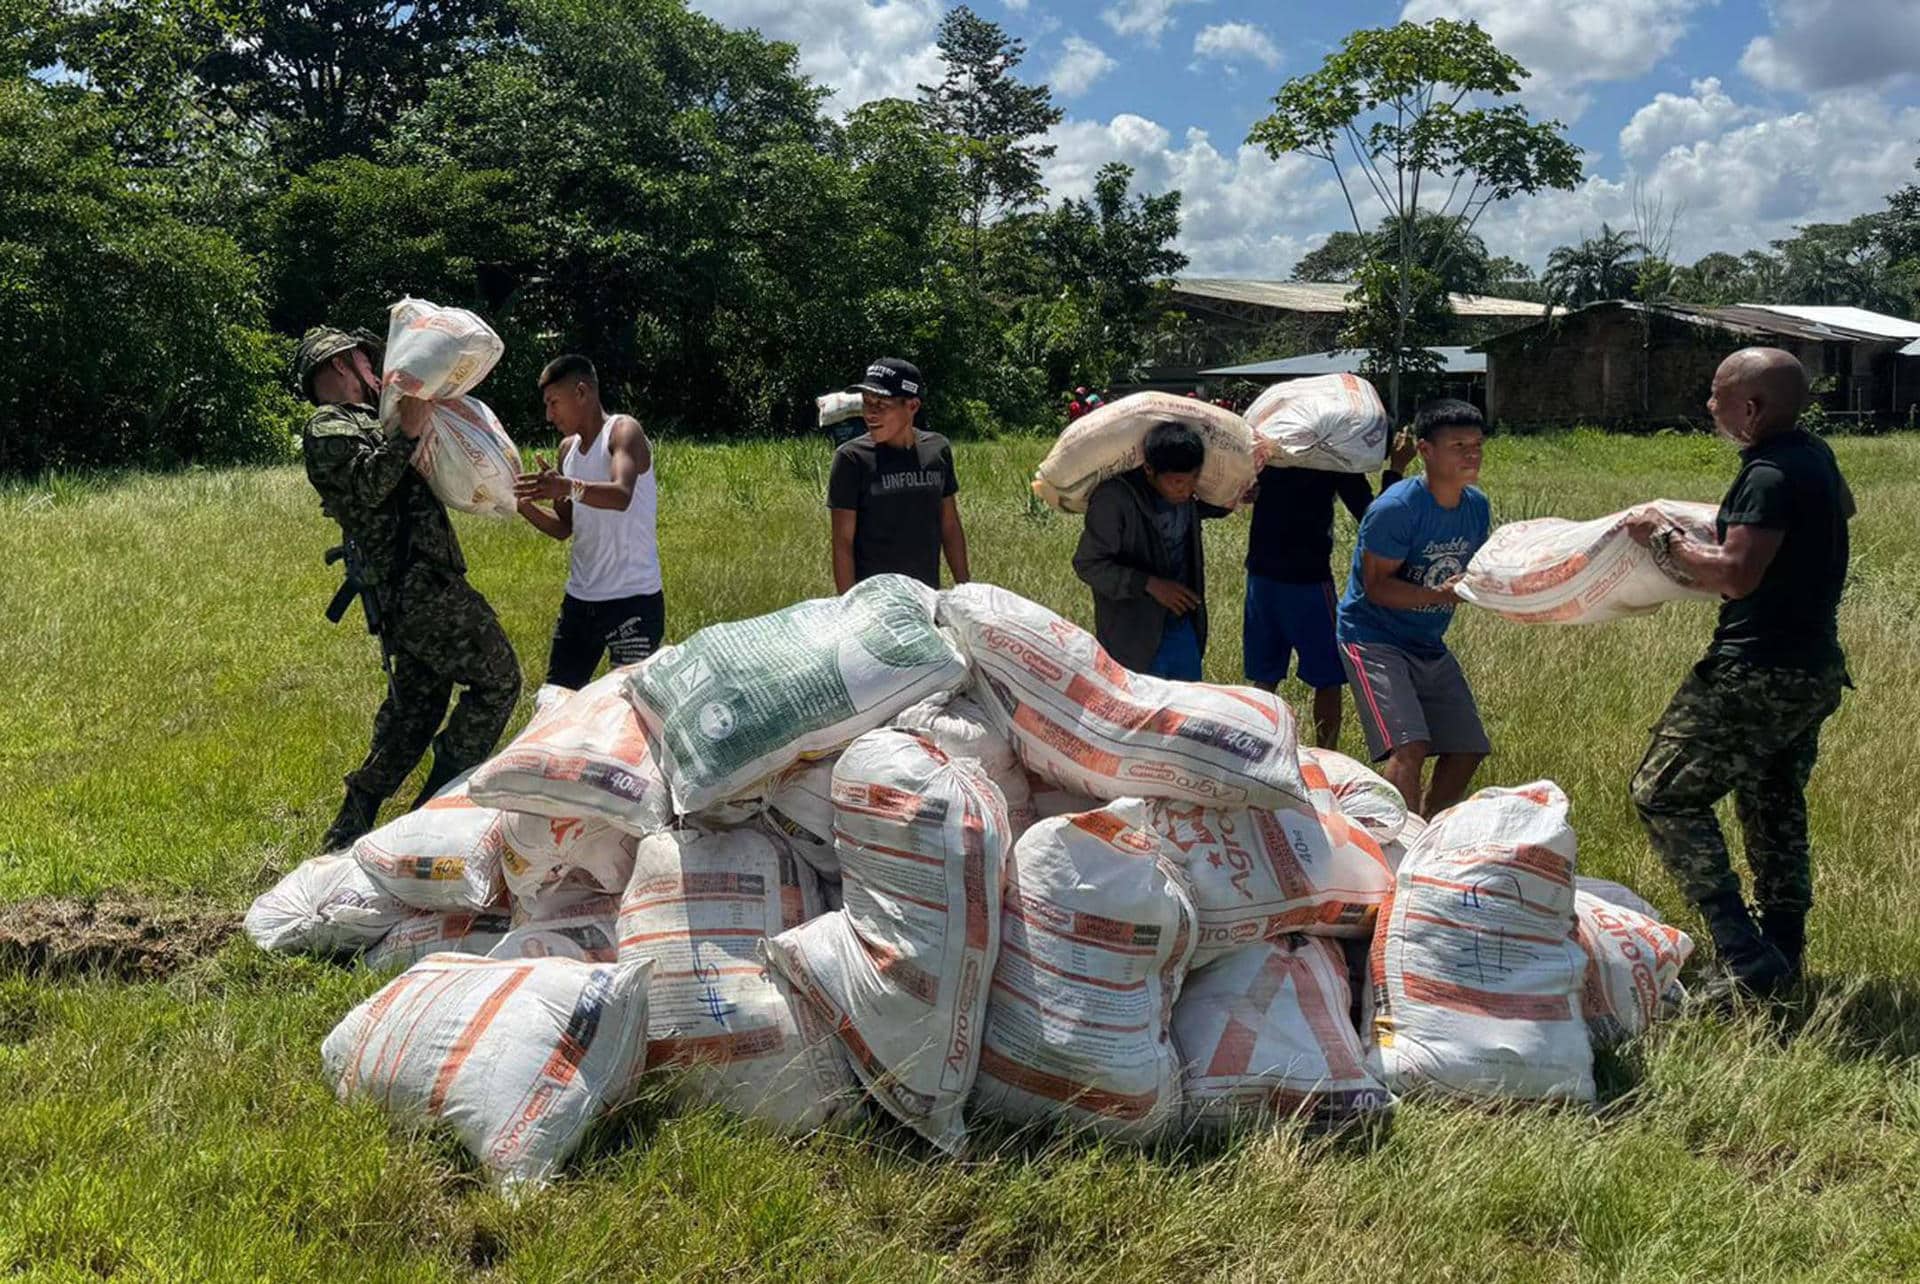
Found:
[249,576,1693,1190]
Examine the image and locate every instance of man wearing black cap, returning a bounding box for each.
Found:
[827,357,970,592]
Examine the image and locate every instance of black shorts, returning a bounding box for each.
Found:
[544,591,665,690]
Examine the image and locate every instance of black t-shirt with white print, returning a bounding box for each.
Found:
[827,430,959,588]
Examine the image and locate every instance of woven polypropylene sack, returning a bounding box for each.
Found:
[615,825,852,1132]
[322,954,650,1190]
[470,669,673,837]
[764,755,840,880]
[971,810,1196,1140]
[351,774,506,913]
[894,692,1037,836]
[1456,500,1719,625]
[244,854,410,956]
[625,575,969,815]
[1031,392,1256,513]
[1574,887,1693,1046]
[1245,373,1389,473]
[500,810,636,902]
[1175,936,1392,1133]
[1300,747,1409,844]
[411,395,519,518]
[1368,782,1593,1103]
[364,910,512,972]
[939,584,1310,813]
[379,297,503,414]
[491,889,622,963]
[762,730,1010,1153]
[1108,798,1392,963]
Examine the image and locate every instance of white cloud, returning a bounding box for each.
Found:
[1050,36,1118,99]
[1398,0,1710,122]
[1192,22,1282,71]
[686,0,944,112]
[1478,90,1920,269]
[1043,114,1347,275]
[1003,0,1029,11]
[1101,0,1202,43]
[1618,77,1756,159]
[1741,0,1920,93]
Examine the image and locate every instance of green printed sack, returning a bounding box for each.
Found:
[622,575,969,814]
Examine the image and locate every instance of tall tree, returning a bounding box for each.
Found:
[1248,18,1581,419]
[1541,223,1644,307]
[917,5,1062,275]
[1292,210,1500,294]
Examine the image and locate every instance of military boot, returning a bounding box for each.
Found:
[407,753,470,811]
[1759,907,1808,984]
[1693,891,1794,1009]
[320,785,382,853]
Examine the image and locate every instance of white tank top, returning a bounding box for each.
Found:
[561,415,661,600]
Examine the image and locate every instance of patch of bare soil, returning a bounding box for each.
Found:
[0,896,238,981]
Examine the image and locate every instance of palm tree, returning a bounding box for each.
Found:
[1541,224,1646,307]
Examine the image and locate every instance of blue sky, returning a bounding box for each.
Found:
[691,0,1920,280]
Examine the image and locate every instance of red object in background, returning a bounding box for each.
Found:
[1067,400,1085,421]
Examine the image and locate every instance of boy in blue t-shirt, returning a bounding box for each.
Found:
[1336,399,1492,818]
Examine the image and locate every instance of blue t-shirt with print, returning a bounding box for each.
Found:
[1336,477,1490,658]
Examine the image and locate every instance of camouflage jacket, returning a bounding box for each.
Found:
[302,403,465,592]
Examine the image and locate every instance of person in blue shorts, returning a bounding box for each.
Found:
[1244,426,1415,747]
[1336,399,1492,817]
[1073,420,1226,680]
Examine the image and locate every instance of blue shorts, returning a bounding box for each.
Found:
[1147,615,1203,682]
[1243,574,1344,689]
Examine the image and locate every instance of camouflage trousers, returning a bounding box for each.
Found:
[1630,655,1845,915]
[345,569,521,802]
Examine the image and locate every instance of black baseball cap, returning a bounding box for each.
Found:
[847,357,925,400]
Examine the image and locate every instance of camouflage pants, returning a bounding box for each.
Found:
[1630,656,1845,915]
[346,570,521,801]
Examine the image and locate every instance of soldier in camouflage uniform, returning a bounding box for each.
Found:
[1625,348,1852,1002]
[294,326,521,852]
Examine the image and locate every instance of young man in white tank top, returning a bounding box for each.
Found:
[513,354,664,688]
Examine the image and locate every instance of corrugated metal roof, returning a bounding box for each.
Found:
[1903,338,1920,356]
[1202,347,1485,378]
[1171,277,1544,318]
[1475,299,1916,348]
[1740,305,1920,340]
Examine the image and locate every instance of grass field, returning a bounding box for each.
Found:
[4,431,1920,1281]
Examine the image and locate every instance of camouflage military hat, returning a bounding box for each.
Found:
[292,326,381,399]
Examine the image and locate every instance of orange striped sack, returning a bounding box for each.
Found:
[1174,935,1391,1132]
[1299,747,1410,844]
[364,909,512,972]
[244,854,411,957]
[614,825,852,1132]
[761,729,1011,1154]
[1367,781,1594,1103]
[321,954,652,1190]
[352,773,507,913]
[970,809,1196,1141]
[1455,500,1719,625]
[1574,887,1693,1047]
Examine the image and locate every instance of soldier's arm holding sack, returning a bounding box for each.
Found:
[1626,507,1785,600]
[302,404,423,511]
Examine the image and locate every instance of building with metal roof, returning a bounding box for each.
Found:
[1169,278,1544,320]
[1202,347,1485,379]
[1472,300,1920,427]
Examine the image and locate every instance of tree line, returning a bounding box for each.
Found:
[1,0,1184,473]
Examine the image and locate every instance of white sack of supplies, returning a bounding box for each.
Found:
[500,811,637,903]
[817,391,864,428]
[1455,500,1719,625]
[244,854,411,956]
[1244,373,1390,473]
[469,669,674,837]
[764,755,840,880]
[1574,885,1693,1046]
[1368,781,1593,1103]
[380,297,517,518]
[1300,747,1409,844]
[1031,391,1256,513]
[322,954,651,1189]
[625,575,969,815]
[491,889,622,964]
[365,910,513,972]
[971,810,1196,1140]
[761,729,1010,1154]
[615,825,852,1131]
[1107,798,1392,964]
[939,583,1311,813]
[1175,936,1392,1132]
[893,692,1038,835]
[351,774,506,913]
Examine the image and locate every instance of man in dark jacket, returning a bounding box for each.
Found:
[295,326,521,852]
[1072,420,1224,678]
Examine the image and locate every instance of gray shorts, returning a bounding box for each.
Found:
[1339,640,1490,763]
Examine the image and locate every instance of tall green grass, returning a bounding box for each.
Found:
[4,433,1919,1280]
